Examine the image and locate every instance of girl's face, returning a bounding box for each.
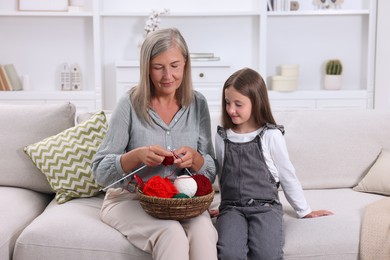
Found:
[224,86,256,132]
[149,46,186,97]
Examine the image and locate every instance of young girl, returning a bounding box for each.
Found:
[214,68,333,260]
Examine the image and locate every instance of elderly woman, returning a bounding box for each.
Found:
[92,28,217,260]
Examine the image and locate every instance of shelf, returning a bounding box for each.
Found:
[0,91,96,100]
[0,11,93,17]
[100,11,260,17]
[115,60,230,68]
[268,90,368,99]
[267,10,370,16]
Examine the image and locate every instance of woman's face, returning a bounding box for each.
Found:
[149,46,186,97]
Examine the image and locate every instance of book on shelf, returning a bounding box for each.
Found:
[190,53,220,62]
[4,64,23,91]
[0,65,13,91]
[0,69,5,91]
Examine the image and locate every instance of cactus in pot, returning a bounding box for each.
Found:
[325,59,343,75]
[324,59,343,90]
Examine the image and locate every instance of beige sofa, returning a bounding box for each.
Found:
[1,103,389,260]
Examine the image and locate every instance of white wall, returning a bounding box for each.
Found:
[374,0,390,109]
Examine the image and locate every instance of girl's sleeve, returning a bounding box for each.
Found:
[267,130,312,218]
[92,95,132,188]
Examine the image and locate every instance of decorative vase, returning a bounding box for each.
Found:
[324,75,342,90]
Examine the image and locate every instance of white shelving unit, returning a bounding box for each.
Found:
[0,0,100,112]
[0,0,377,112]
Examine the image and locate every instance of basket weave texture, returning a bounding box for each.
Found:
[137,188,214,220]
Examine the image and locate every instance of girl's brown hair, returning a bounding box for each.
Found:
[221,67,276,129]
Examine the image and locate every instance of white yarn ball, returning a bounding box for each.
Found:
[173,176,198,198]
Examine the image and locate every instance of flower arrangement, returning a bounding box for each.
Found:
[143,9,170,37]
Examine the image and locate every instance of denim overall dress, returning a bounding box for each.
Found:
[216,124,284,260]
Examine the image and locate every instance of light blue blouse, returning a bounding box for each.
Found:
[92,90,217,189]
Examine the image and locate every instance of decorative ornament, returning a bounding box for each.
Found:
[143,175,177,198]
[192,174,213,196]
[173,175,198,198]
[143,9,170,37]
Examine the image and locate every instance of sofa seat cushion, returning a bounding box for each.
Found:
[0,187,52,260]
[13,194,152,260]
[211,188,384,259]
[280,189,385,260]
[0,103,76,193]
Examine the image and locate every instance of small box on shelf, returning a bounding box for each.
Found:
[272,75,298,92]
[271,64,299,92]
[18,0,69,11]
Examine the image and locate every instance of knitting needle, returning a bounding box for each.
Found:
[101,164,147,192]
[171,150,193,176]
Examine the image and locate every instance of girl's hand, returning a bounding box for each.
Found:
[303,210,334,218]
[209,209,219,218]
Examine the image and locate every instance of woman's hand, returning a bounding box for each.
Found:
[121,145,172,173]
[138,145,173,167]
[303,210,334,218]
[173,146,204,172]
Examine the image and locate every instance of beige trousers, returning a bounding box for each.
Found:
[101,188,218,260]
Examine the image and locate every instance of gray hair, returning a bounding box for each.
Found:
[130,28,194,123]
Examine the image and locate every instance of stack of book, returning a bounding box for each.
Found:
[0,64,23,91]
[190,53,220,62]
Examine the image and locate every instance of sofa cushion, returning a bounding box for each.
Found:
[0,103,75,193]
[0,187,52,260]
[24,112,107,204]
[353,149,390,196]
[280,189,385,259]
[273,110,390,189]
[13,195,152,260]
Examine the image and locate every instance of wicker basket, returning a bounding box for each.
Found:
[137,188,215,220]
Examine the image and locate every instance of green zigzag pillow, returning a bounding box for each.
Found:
[24,111,107,204]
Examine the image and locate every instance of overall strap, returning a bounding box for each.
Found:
[217,125,228,140]
[218,123,285,140]
[259,123,285,138]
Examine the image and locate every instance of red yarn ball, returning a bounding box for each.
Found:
[162,156,174,166]
[143,176,178,198]
[192,174,213,196]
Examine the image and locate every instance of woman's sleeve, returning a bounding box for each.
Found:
[195,92,217,183]
[92,94,132,188]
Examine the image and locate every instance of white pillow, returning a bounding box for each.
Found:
[353,150,390,196]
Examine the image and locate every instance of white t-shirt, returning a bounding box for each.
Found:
[215,127,311,218]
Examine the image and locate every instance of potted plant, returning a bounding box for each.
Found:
[324,59,343,90]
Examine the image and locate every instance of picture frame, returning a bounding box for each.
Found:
[18,0,69,11]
